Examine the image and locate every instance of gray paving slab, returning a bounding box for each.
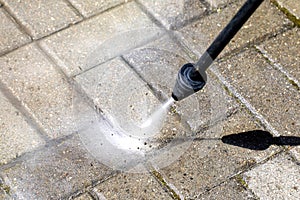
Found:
[258,27,300,83]
[159,107,280,199]
[0,8,31,55]
[276,0,300,20]
[68,0,126,17]
[291,147,300,162]
[40,1,163,76]
[244,153,300,200]
[124,35,238,132]
[93,173,173,199]
[73,192,93,200]
[138,0,207,30]
[75,57,161,119]
[0,91,45,165]
[206,0,233,8]
[178,0,292,58]
[0,135,113,199]
[2,0,82,39]
[214,48,300,136]
[196,179,256,200]
[0,43,75,139]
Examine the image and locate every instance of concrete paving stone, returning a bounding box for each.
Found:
[290,146,300,162]
[159,106,280,199]
[68,0,127,18]
[40,1,163,76]
[258,28,300,83]
[177,0,292,58]
[124,35,238,131]
[75,57,161,120]
[94,173,173,200]
[206,0,233,9]
[196,179,255,200]
[138,0,207,30]
[244,153,300,200]
[0,134,113,199]
[2,0,82,39]
[276,0,300,20]
[0,91,45,165]
[0,8,31,55]
[73,192,93,200]
[215,48,300,136]
[0,43,75,139]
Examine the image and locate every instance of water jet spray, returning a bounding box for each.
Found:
[172,0,264,101]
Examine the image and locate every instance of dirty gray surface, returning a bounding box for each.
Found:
[178,0,292,58]
[215,49,300,136]
[258,28,300,83]
[68,0,127,17]
[0,8,31,55]
[0,0,300,199]
[94,173,173,199]
[138,0,207,29]
[276,0,300,20]
[2,0,82,39]
[0,91,45,165]
[39,1,163,76]
[160,106,280,199]
[0,44,75,139]
[196,179,256,200]
[0,135,113,199]
[244,153,300,200]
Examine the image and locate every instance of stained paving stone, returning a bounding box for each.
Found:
[124,35,238,131]
[196,179,255,200]
[68,0,127,18]
[0,134,113,200]
[94,173,173,199]
[206,0,233,8]
[244,153,300,200]
[0,91,45,165]
[0,8,31,55]
[291,147,300,162]
[0,43,75,139]
[75,57,161,119]
[2,0,82,39]
[138,0,207,30]
[177,0,292,58]
[159,106,280,199]
[258,27,300,83]
[73,192,93,200]
[40,1,163,76]
[276,0,300,20]
[214,48,300,136]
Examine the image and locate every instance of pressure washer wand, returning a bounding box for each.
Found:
[172,0,264,101]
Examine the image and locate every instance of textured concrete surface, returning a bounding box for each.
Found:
[2,0,82,39]
[160,106,280,199]
[138,0,207,29]
[0,0,299,199]
[0,91,45,165]
[276,0,300,20]
[244,153,300,200]
[178,0,292,57]
[69,0,126,17]
[94,173,172,199]
[0,8,31,55]
[73,192,93,200]
[0,44,75,138]
[196,179,256,199]
[258,27,300,83]
[215,49,300,136]
[0,135,113,199]
[40,1,163,76]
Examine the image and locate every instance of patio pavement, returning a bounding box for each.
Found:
[0,0,299,199]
